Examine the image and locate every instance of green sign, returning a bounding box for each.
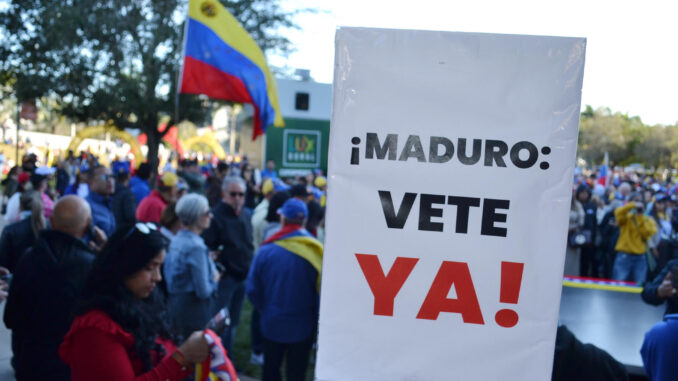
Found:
[283,129,321,168]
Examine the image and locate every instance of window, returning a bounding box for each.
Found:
[295,92,310,111]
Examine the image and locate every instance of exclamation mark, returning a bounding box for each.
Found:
[495,261,524,328]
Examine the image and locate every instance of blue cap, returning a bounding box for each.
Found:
[655,193,669,203]
[112,161,130,176]
[277,198,308,220]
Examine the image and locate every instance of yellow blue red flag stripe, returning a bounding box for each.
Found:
[180,0,284,139]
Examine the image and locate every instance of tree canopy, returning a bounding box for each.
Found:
[578,106,678,168]
[0,0,300,171]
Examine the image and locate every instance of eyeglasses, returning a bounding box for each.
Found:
[99,174,113,181]
[123,222,158,241]
[229,192,245,198]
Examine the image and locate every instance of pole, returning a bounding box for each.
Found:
[229,104,238,155]
[15,102,20,165]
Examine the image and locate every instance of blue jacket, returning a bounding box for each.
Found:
[641,314,678,381]
[165,230,218,299]
[86,192,116,237]
[129,176,150,204]
[246,227,322,343]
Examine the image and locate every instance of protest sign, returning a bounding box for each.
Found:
[316,28,586,380]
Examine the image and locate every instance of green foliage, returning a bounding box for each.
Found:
[578,106,678,168]
[0,0,301,170]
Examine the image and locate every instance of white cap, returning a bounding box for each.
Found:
[35,166,56,176]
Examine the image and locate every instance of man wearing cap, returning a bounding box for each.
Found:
[85,165,116,237]
[246,198,323,381]
[136,172,178,223]
[111,161,137,229]
[179,159,206,195]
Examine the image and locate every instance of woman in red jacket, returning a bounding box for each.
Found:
[59,223,209,381]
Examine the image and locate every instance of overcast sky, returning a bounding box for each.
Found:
[271,0,678,126]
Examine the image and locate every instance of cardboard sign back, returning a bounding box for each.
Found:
[316,27,586,380]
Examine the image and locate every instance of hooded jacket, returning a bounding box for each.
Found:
[4,229,95,381]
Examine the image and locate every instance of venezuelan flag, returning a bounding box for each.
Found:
[179,0,284,139]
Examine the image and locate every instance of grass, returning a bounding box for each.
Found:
[233,300,316,381]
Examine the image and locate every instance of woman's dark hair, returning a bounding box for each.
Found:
[136,163,151,180]
[8,166,20,177]
[77,225,172,371]
[160,202,179,230]
[266,191,291,223]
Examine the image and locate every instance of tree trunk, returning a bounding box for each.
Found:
[146,128,161,188]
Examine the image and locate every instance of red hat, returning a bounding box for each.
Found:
[18,173,30,184]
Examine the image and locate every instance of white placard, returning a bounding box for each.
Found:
[316,27,586,380]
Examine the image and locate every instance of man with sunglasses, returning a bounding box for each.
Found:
[85,165,116,237]
[202,176,254,358]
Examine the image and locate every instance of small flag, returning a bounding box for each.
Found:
[597,152,609,187]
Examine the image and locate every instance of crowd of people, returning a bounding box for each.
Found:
[567,171,678,284]
[4,147,678,380]
[567,169,678,380]
[0,151,327,381]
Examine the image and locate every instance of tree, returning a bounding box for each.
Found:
[0,0,301,174]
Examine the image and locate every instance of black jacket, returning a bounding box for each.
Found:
[0,218,37,273]
[642,259,678,316]
[112,182,137,230]
[202,202,253,281]
[552,325,628,381]
[4,230,95,381]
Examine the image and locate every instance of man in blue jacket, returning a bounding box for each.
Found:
[641,314,678,380]
[246,198,323,381]
[85,165,116,237]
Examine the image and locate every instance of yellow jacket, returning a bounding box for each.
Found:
[614,203,657,255]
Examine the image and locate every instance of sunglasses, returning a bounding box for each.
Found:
[229,192,245,198]
[123,222,158,241]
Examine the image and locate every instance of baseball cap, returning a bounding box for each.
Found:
[35,166,56,176]
[158,172,179,188]
[277,198,308,220]
[314,176,327,188]
[112,161,130,176]
[655,193,669,203]
[262,179,274,196]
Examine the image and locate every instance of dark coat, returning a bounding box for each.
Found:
[0,218,37,273]
[552,325,628,381]
[202,202,253,281]
[642,259,678,316]
[112,182,137,230]
[4,229,95,381]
